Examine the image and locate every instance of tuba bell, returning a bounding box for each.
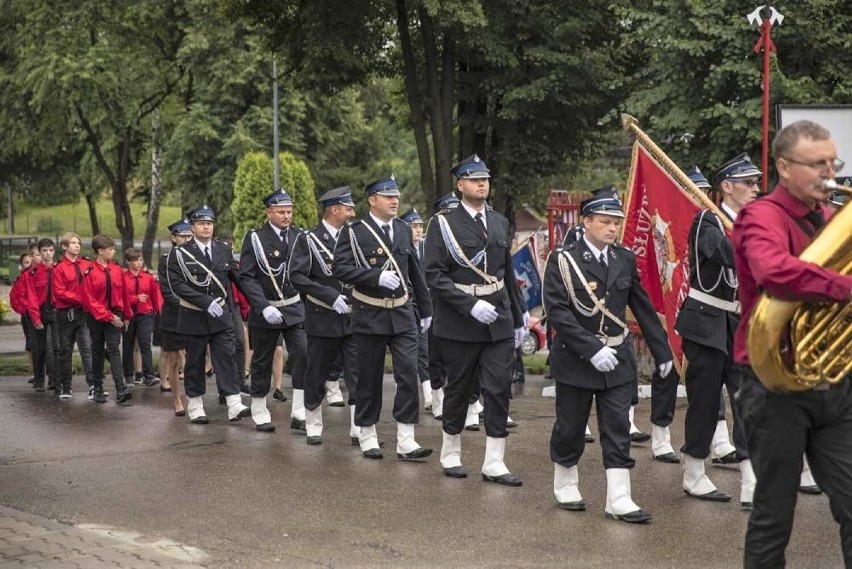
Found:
[747,180,852,391]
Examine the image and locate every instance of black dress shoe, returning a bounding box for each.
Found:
[290,418,306,431]
[397,447,433,461]
[558,500,586,512]
[654,452,681,464]
[711,451,741,465]
[482,472,523,487]
[741,501,754,511]
[684,489,732,502]
[584,434,595,443]
[464,424,480,431]
[630,431,651,443]
[175,409,186,417]
[328,401,345,407]
[229,407,252,422]
[190,416,209,424]
[351,437,385,447]
[256,423,276,432]
[307,436,322,445]
[272,389,288,402]
[443,466,468,478]
[606,509,652,524]
[506,420,518,429]
[363,448,383,459]
[799,485,822,495]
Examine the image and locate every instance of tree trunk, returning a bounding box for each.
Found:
[143,110,163,267]
[83,188,100,236]
[112,131,135,253]
[395,0,435,205]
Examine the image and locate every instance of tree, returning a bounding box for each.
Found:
[232,151,317,244]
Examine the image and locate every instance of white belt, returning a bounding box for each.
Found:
[352,289,408,309]
[179,298,225,312]
[269,295,301,308]
[453,279,504,296]
[687,289,741,314]
[596,331,627,347]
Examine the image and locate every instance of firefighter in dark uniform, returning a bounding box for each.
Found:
[238,189,309,433]
[333,176,433,460]
[166,205,250,424]
[289,186,359,445]
[676,157,762,504]
[542,186,673,523]
[423,154,526,485]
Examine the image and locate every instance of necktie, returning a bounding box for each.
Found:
[475,213,487,236]
[382,224,392,244]
[204,246,212,264]
[599,253,608,277]
[73,262,83,285]
[46,267,54,309]
[805,209,825,232]
[135,275,140,304]
[280,228,288,249]
[105,266,113,311]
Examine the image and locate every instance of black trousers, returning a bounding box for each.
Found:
[428,327,446,390]
[184,328,240,398]
[354,329,419,427]
[87,316,125,392]
[416,327,429,384]
[650,368,680,427]
[230,308,246,379]
[305,334,358,409]
[738,368,852,569]
[681,339,747,459]
[55,308,94,390]
[325,351,343,382]
[248,325,307,397]
[122,313,155,380]
[32,310,58,389]
[551,381,634,470]
[439,337,513,438]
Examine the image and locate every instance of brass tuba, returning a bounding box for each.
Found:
[747,180,852,391]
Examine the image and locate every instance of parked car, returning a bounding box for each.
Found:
[520,315,547,355]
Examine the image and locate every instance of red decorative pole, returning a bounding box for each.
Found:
[748,3,784,194]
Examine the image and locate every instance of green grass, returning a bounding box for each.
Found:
[13,197,182,239]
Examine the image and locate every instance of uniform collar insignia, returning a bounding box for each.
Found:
[582,250,592,262]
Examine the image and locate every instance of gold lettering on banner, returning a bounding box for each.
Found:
[630,186,652,260]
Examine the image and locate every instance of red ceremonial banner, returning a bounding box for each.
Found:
[620,143,706,371]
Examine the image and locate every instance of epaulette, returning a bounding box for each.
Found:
[83,267,93,276]
[564,242,576,251]
[611,242,630,252]
[29,267,38,275]
[349,219,363,226]
[81,256,90,261]
[161,252,169,258]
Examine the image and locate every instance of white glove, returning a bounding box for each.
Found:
[658,360,673,378]
[522,311,530,328]
[590,346,618,372]
[514,327,525,349]
[470,300,498,324]
[262,305,284,325]
[332,295,351,315]
[378,271,401,290]
[207,299,224,318]
[420,316,432,332]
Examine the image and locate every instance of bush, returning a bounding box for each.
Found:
[232,151,318,245]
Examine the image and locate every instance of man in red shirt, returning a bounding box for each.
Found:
[733,120,852,567]
[53,232,95,400]
[83,234,133,405]
[26,238,59,393]
[122,248,162,388]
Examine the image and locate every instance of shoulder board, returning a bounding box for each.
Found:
[81,256,90,261]
[554,246,564,253]
[564,243,576,251]
[611,243,630,252]
[29,267,38,275]
[161,252,169,258]
[84,267,93,276]
[349,219,363,226]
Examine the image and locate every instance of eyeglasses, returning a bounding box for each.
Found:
[782,157,845,173]
[731,179,760,187]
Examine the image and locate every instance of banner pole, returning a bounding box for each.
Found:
[621,114,733,231]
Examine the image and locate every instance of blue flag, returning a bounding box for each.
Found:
[512,238,542,312]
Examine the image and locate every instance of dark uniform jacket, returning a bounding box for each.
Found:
[542,239,672,390]
[289,222,352,338]
[674,209,738,354]
[166,238,240,336]
[239,222,306,330]
[333,216,432,336]
[158,250,181,332]
[423,205,524,343]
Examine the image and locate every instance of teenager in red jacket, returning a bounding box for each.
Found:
[122,248,163,388]
[53,232,95,399]
[82,234,132,405]
[25,238,58,392]
[10,251,35,383]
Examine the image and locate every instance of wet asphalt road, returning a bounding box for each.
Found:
[0,374,843,568]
